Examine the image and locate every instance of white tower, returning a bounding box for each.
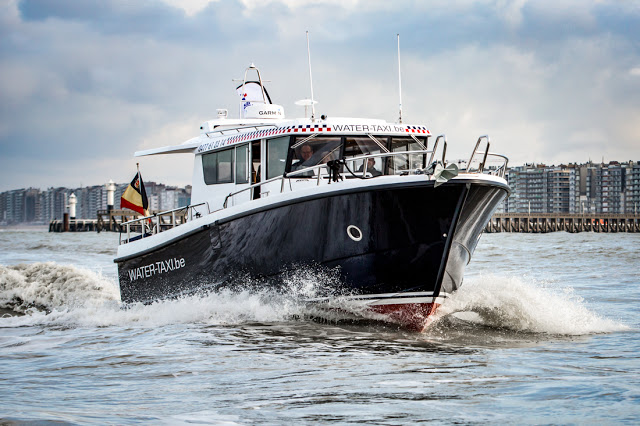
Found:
[68,193,77,219]
[106,179,116,211]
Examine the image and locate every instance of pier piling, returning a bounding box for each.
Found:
[49,209,188,233]
[485,213,640,233]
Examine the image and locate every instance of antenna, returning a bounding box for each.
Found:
[306,31,316,120]
[295,99,318,118]
[397,34,403,124]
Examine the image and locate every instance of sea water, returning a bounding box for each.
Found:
[0,228,638,424]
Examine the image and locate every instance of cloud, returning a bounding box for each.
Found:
[161,0,219,16]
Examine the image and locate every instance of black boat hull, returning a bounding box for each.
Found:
[116,179,508,328]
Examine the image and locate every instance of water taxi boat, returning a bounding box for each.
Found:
[114,64,510,331]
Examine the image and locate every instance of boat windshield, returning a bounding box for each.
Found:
[287,135,428,177]
[389,137,427,173]
[290,137,342,174]
[343,136,387,177]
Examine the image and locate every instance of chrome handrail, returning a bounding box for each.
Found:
[467,135,490,173]
[119,202,210,245]
[223,149,435,208]
[223,174,290,208]
[484,153,509,177]
[431,135,444,165]
[123,137,509,240]
[205,124,279,138]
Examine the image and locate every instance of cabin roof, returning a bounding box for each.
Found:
[135,116,431,157]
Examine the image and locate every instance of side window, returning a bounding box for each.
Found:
[202,148,234,185]
[202,152,218,185]
[267,136,289,179]
[235,144,249,184]
[217,149,233,183]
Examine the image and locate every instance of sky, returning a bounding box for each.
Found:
[1,0,639,191]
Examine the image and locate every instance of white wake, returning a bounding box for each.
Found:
[433,274,628,335]
[0,263,629,335]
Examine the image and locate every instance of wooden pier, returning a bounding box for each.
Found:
[49,209,188,233]
[95,209,145,233]
[485,213,640,233]
[48,211,640,234]
[49,218,99,232]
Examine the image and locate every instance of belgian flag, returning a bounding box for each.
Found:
[121,170,149,216]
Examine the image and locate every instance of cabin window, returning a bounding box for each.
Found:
[267,136,289,179]
[218,149,233,182]
[289,137,342,176]
[343,136,388,177]
[202,148,234,185]
[235,144,249,184]
[390,136,427,173]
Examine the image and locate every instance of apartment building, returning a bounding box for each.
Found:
[0,182,191,225]
[504,161,637,214]
[506,164,574,213]
[624,162,640,214]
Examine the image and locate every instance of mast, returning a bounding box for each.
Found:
[397,34,403,124]
[306,31,316,120]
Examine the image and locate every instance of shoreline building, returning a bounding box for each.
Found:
[626,162,640,214]
[0,182,191,225]
[505,164,576,214]
[598,162,625,213]
[1,161,637,225]
[504,161,638,214]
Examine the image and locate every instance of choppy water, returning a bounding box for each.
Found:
[0,228,638,424]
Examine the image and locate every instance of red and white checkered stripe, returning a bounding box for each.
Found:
[288,124,332,133]
[405,125,430,134]
[201,123,431,152]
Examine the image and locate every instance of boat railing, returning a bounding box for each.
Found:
[223,149,438,208]
[119,202,210,245]
[222,135,508,208]
[119,136,508,229]
[203,123,279,139]
[465,135,509,178]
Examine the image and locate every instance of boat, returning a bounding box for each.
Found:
[114,63,510,331]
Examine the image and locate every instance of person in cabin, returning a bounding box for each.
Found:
[296,144,314,165]
[291,144,316,176]
[357,157,382,177]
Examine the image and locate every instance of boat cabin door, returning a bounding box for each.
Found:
[252,140,261,199]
